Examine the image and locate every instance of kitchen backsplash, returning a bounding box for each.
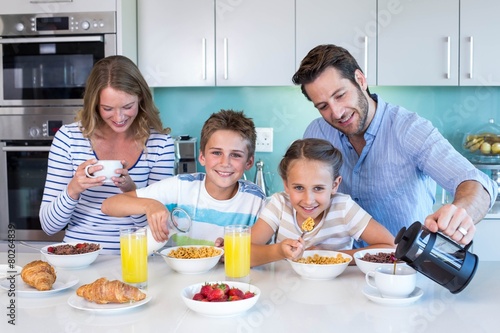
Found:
[153,86,500,195]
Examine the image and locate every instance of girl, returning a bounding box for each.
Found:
[250,138,394,267]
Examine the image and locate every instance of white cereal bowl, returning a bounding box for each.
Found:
[158,246,224,274]
[40,242,101,269]
[353,248,407,275]
[287,250,352,280]
[181,281,260,317]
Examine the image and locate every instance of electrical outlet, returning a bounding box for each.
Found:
[255,127,273,152]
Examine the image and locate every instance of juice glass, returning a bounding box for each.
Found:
[120,227,148,289]
[224,225,251,282]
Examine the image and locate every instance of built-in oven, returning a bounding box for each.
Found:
[0,11,116,106]
[0,108,76,241]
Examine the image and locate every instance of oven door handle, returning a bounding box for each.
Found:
[0,36,103,44]
[2,146,51,152]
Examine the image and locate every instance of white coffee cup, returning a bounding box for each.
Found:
[365,266,416,298]
[84,160,122,183]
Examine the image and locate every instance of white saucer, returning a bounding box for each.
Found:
[362,285,423,306]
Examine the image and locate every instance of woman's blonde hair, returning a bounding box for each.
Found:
[76,55,169,148]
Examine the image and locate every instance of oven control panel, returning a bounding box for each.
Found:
[0,114,75,141]
[0,11,116,36]
[29,120,63,138]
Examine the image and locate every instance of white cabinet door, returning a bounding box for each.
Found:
[296,0,377,86]
[138,0,215,87]
[215,0,295,86]
[472,219,500,261]
[460,0,500,86]
[377,0,459,86]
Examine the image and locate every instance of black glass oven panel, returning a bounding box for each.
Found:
[2,40,104,100]
[6,145,49,231]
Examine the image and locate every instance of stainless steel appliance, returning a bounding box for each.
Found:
[0,0,135,241]
[175,137,197,175]
[0,108,76,241]
[0,11,116,106]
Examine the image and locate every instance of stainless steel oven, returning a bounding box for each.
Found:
[0,108,76,241]
[0,11,117,107]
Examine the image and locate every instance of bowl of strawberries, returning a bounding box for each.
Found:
[181,281,260,317]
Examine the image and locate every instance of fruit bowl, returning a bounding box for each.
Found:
[286,250,352,280]
[181,281,260,317]
[157,245,223,274]
[462,119,500,162]
[353,248,407,275]
[41,242,101,269]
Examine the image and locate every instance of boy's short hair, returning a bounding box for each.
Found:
[200,110,256,158]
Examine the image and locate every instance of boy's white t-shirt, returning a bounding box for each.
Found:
[135,173,266,246]
[259,192,372,250]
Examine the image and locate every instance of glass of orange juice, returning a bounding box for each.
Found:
[120,227,148,289]
[224,225,250,282]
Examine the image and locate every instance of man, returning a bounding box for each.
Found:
[293,44,497,245]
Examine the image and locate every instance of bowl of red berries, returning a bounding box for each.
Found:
[181,281,260,317]
[40,242,101,269]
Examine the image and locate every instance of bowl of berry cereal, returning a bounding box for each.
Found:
[353,248,407,274]
[287,250,352,280]
[41,242,101,269]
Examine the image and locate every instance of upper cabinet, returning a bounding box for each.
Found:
[138,0,500,87]
[138,0,294,87]
[377,0,459,86]
[296,0,377,86]
[460,0,500,86]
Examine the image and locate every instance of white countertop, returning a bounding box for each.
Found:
[1,246,499,333]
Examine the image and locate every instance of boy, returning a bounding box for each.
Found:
[102,110,266,246]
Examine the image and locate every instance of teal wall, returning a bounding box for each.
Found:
[153,86,500,195]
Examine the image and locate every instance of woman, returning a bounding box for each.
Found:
[39,55,175,254]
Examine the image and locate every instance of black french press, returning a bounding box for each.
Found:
[394,221,478,294]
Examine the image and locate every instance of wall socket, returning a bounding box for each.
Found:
[255,127,273,152]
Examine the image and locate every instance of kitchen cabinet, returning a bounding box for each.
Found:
[378,0,500,86]
[472,218,500,261]
[377,0,459,86]
[138,0,214,86]
[459,0,500,86]
[296,0,377,86]
[137,0,294,87]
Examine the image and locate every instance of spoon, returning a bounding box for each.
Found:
[299,217,315,238]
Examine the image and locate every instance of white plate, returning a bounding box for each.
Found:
[362,285,423,306]
[0,264,22,279]
[0,273,79,297]
[67,294,152,313]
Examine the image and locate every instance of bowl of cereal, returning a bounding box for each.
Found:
[157,245,224,274]
[286,250,352,280]
[40,242,101,269]
[353,248,407,275]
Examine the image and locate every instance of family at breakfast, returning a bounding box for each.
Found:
[38,44,497,266]
[39,55,175,254]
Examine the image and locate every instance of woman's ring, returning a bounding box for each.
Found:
[458,226,468,236]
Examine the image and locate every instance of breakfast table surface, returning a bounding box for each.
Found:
[1,248,499,333]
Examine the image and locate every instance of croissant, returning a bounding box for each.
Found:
[21,260,56,291]
[76,278,146,304]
